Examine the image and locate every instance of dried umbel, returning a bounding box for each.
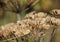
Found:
[25,11,47,20]
[0,22,30,40]
[22,11,60,41]
[51,17,60,25]
[25,11,51,29]
[0,11,60,41]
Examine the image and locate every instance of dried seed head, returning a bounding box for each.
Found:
[42,24,50,29]
[50,9,60,15]
[37,12,47,18]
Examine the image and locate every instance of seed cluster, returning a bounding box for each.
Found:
[0,10,60,41]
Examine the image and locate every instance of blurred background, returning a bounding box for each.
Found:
[0,0,60,42]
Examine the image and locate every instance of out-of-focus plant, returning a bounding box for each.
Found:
[33,0,52,12]
[4,0,39,20]
[0,0,8,18]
